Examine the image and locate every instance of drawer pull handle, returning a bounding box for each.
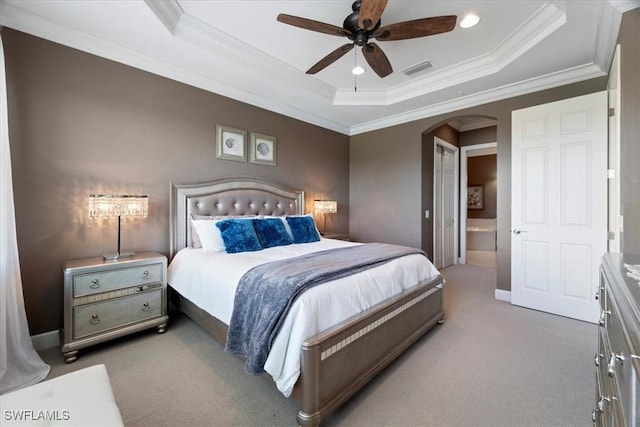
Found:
[141,302,151,312]
[142,270,150,280]
[607,352,625,377]
[90,279,100,289]
[90,314,100,325]
[592,396,610,421]
[595,286,603,300]
[598,310,610,327]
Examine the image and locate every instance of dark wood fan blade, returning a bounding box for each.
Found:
[376,16,457,41]
[307,43,355,74]
[358,0,389,31]
[277,14,351,37]
[362,43,393,78]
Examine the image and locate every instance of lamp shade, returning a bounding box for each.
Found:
[89,194,148,260]
[89,195,148,218]
[314,200,337,214]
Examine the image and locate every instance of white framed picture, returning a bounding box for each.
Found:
[467,185,484,210]
[216,124,247,162]
[249,132,276,166]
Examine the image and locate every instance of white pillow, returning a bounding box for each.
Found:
[191,219,226,252]
[190,214,257,249]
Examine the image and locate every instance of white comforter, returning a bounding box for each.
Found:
[167,238,440,397]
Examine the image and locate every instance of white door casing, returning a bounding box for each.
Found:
[511,91,607,323]
[460,143,497,264]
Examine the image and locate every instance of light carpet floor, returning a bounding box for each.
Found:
[38,263,596,426]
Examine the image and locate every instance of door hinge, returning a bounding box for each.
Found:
[607,231,615,240]
[608,107,615,117]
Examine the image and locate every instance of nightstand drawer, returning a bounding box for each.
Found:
[73,263,163,297]
[73,289,162,339]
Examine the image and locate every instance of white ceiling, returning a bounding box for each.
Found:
[1,0,638,135]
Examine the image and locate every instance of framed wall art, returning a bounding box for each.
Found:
[216,124,247,162]
[249,132,276,166]
[467,185,484,210]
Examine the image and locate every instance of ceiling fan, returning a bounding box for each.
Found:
[277,0,457,78]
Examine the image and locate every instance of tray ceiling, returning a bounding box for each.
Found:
[1,0,638,135]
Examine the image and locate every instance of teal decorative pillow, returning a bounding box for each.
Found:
[286,215,320,244]
[253,218,293,248]
[215,219,262,253]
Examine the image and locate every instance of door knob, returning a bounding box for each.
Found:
[512,229,528,234]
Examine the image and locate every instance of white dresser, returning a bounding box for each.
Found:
[61,251,168,363]
[595,253,640,426]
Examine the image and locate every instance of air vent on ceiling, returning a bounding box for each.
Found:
[401,59,434,77]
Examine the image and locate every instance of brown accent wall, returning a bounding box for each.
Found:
[467,155,497,220]
[459,126,497,147]
[3,29,350,335]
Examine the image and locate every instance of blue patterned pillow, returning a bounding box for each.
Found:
[215,219,262,253]
[253,218,293,248]
[286,215,320,244]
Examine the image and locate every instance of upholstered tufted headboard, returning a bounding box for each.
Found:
[169,177,304,259]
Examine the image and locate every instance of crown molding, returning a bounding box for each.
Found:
[349,62,606,135]
[0,1,350,134]
[334,3,566,106]
[0,0,621,137]
[144,0,182,34]
[608,0,640,12]
[594,1,626,73]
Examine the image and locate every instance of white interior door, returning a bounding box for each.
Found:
[434,145,443,268]
[442,148,455,267]
[607,45,621,253]
[433,138,458,269]
[511,91,607,323]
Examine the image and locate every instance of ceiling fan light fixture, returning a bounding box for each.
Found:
[352,65,365,75]
[460,13,480,29]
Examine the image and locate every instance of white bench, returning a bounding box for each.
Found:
[0,365,123,426]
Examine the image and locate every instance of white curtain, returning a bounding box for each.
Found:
[0,32,50,394]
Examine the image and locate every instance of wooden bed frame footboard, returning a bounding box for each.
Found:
[296,274,444,426]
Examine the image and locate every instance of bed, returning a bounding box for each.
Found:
[168,177,444,426]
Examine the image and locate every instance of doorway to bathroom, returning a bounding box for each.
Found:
[460,142,497,268]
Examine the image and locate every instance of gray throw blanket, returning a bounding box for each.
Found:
[225,242,426,374]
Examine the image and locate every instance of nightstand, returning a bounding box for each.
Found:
[61,251,168,363]
[322,233,350,241]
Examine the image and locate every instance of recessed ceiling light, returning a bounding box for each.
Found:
[460,13,480,29]
[352,66,365,75]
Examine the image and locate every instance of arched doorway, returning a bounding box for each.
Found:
[421,115,497,270]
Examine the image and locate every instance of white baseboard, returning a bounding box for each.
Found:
[32,329,60,351]
[495,289,511,302]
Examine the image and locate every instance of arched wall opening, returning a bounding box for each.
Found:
[420,115,497,268]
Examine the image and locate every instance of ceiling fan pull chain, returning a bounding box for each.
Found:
[354,49,358,92]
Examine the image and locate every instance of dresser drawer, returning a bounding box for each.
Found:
[605,294,638,425]
[73,263,163,297]
[73,289,162,339]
